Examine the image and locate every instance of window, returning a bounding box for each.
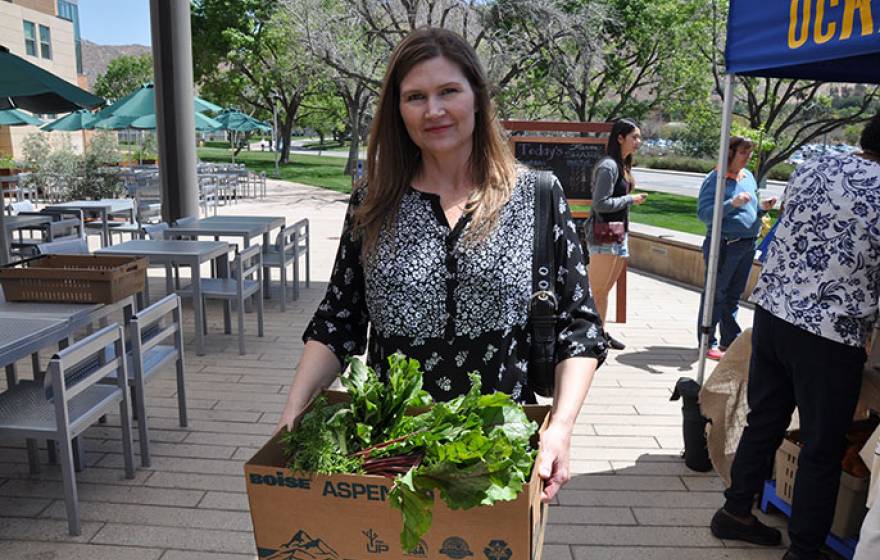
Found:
[39,25,51,59]
[23,21,36,56]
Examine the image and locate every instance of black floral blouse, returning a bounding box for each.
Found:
[303,169,607,403]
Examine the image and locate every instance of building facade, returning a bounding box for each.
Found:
[0,0,87,159]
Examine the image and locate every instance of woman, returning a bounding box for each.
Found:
[696,136,776,360]
[275,28,606,502]
[588,119,648,324]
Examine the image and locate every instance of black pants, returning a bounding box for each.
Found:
[724,307,865,556]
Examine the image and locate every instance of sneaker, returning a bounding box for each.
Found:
[710,508,782,546]
[706,347,725,361]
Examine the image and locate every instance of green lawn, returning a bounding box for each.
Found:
[197,147,353,193]
[199,149,770,236]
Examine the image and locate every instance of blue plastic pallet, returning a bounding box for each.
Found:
[760,480,858,559]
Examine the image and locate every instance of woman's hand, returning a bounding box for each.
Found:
[537,421,574,502]
[760,196,778,211]
[274,402,304,434]
[631,193,648,205]
[731,192,752,208]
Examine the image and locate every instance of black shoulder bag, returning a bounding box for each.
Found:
[529,171,558,398]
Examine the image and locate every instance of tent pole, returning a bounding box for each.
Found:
[697,73,736,385]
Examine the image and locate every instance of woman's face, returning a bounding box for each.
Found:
[398,56,477,161]
[730,146,753,172]
[618,127,642,158]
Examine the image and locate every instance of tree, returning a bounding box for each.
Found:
[698,0,879,183]
[297,80,347,147]
[93,54,153,101]
[192,0,321,164]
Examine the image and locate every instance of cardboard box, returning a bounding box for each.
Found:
[245,392,550,560]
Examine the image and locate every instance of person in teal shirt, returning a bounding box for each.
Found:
[696,136,776,360]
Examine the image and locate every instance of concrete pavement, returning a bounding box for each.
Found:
[0,180,793,560]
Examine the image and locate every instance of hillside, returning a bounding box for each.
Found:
[80,39,151,90]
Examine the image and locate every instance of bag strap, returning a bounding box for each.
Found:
[531,171,557,339]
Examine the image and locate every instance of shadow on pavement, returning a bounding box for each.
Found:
[614,346,700,375]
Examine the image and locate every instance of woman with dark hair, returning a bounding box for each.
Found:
[696,136,776,361]
[276,27,606,501]
[587,118,648,323]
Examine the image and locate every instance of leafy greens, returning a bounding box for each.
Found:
[281,355,538,550]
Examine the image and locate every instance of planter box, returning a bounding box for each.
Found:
[245,391,550,560]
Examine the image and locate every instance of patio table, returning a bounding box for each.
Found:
[95,239,233,356]
[0,293,136,386]
[166,216,285,294]
[46,199,136,247]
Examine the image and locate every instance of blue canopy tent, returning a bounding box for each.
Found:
[696,0,880,384]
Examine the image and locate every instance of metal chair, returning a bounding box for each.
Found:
[141,222,170,240]
[36,238,90,255]
[199,244,264,355]
[0,324,135,536]
[10,212,84,257]
[262,219,309,311]
[100,294,186,467]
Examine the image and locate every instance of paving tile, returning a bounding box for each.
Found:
[198,491,250,511]
[570,546,785,559]
[564,475,687,492]
[548,506,637,526]
[40,501,252,531]
[183,432,269,448]
[557,489,722,509]
[91,523,255,554]
[160,551,256,560]
[0,496,52,517]
[97,454,246,476]
[545,524,723,547]
[93,441,237,460]
[0,517,102,542]
[0,540,163,559]
[542,544,574,560]
[0,479,204,507]
[146,471,246,493]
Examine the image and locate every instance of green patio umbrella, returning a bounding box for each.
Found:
[89,83,221,126]
[0,108,44,126]
[41,109,95,131]
[195,96,223,114]
[0,46,104,113]
[92,111,222,131]
[0,46,104,266]
[214,108,271,132]
[213,109,271,162]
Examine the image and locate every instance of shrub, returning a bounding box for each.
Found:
[204,140,231,148]
[636,155,715,174]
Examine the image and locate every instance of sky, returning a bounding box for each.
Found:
[78,0,152,46]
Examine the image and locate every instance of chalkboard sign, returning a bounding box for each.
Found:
[512,138,606,201]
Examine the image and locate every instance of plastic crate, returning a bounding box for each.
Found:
[775,432,869,539]
[0,254,147,304]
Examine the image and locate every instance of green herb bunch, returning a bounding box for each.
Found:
[280,355,537,551]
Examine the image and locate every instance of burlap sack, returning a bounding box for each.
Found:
[699,329,753,488]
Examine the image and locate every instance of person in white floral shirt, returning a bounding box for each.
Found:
[710,113,880,560]
[275,28,607,503]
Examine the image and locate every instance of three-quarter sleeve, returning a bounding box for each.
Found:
[301,190,369,365]
[549,177,608,365]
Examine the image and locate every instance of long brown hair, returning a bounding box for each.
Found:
[356,27,517,255]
